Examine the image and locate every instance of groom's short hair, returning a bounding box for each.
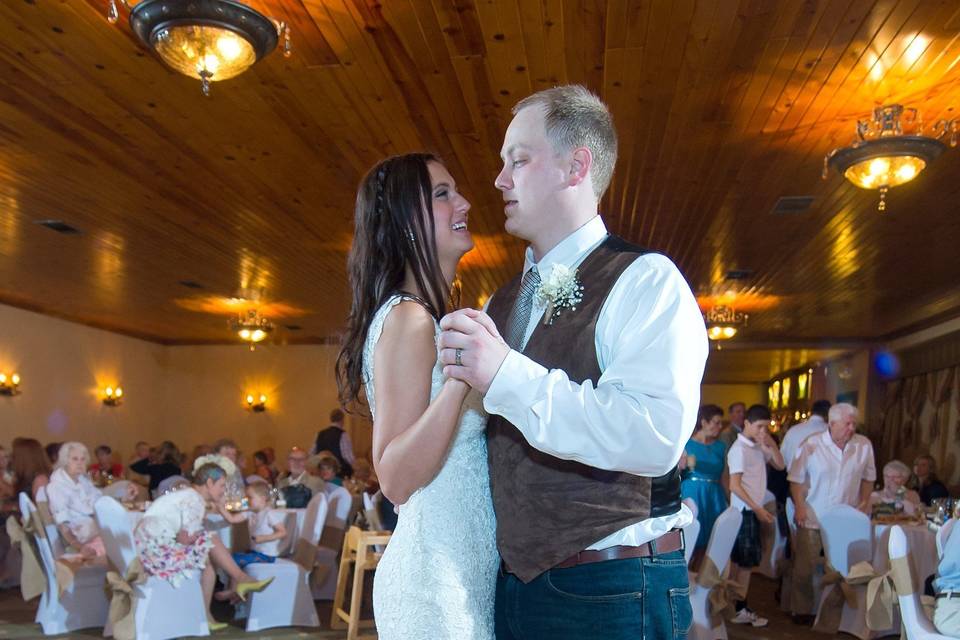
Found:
[512,85,618,199]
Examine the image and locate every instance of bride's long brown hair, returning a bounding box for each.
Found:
[336,153,450,413]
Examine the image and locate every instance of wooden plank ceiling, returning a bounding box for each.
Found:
[1,0,960,383]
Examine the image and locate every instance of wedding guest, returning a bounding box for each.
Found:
[719,402,746,447]
[912,454,950,506]
[276,447,324,495]
[129,441,151,464]
[133,463,273,631]
[45,441,62,466]
[310,409,355,478]
[680,404,728,564]
[46,442,109,556]
[12,437,51,501]
[727,405,784,628]
[129,440,183,496]
[311,451,343,487]
[251,451,275,484]
[232,483,287,567]
[88,444,124,482]
[780,400,830,467]
[870,460,921,514]
[211,438,246,499]
[934,521,960,636]
[186,444,212,474]
[787,403,876,625]
[0,446,13,497]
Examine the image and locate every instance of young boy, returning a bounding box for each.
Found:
[727,404,785,627]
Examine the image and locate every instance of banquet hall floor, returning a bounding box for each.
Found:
[0,576,853,639]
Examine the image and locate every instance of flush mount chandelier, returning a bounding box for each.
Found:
[824,104,957,211]
[231,308,273,349]
[703,306,748,342]
[106,0,291,96]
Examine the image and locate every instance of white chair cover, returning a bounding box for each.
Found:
[313,485,354,600]
[34,486,65,557]
[890,525,953,640]
[688,505,742,640]
[814,505,874,639]
[94,496,209,640]
[100,481,134,501]
[756,490,787,579]
[20,492,109,635]
[243,494,327,632]
[937,519,955,559]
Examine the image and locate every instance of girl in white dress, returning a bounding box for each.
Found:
[134,463,273,631]
[336,154,498,639]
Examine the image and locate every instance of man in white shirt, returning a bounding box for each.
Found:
[787,403,876,623]
[780,399,830,468]
[727,405,785,628]
[437,85,708,639]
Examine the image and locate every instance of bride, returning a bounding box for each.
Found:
[336,153,498,639]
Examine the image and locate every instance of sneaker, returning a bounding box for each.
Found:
[730,608,769,627]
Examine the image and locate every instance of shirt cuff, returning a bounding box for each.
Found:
[483,350,548,421]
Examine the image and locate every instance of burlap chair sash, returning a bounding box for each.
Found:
[6,514,45,601]
[696,557,738,627]
[813,560,881,633]
[105,558,146,640]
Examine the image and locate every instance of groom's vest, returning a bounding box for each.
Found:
[486,235,681,583]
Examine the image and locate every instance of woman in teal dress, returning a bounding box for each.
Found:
[681,404,729,561]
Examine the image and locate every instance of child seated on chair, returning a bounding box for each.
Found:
[727,404,785,629]
[216,483,287,600]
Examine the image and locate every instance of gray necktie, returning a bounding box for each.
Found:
[505,267,540,350]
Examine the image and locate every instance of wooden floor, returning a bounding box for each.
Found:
[0,575,843,639]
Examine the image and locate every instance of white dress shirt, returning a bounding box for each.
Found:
[46,468,103,544]
[787,430,877,529]
[727,434,773,512]
[484,215,708,549]
[780,415,827,467]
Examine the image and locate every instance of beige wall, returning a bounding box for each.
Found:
[0,303,371,468]
[699,384,766,415]
[0,304,167,456]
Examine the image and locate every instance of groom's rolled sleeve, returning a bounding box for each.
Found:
[483,253,708,477]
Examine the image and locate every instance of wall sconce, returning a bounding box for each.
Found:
[245,393,267,412]
[102,386,123,407]
[0,372,21,396]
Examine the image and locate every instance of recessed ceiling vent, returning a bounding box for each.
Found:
[178,280,205,289]
[770,196,814,215]
[725,269,753,281]
[33,220,81,234]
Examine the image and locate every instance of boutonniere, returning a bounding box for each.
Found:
[536,264,584,325]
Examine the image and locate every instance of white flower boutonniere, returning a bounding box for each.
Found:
[193,453,237,477]
[536,264,584,325]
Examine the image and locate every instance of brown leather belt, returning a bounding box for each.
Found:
[553,529,685,569]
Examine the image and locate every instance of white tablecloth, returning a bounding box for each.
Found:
[872,522,938,591]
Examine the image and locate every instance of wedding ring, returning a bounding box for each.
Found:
[455,348,463,366]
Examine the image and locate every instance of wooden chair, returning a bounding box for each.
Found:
[331,526,392,640]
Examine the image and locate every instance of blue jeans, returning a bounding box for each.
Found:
[495,551,692,640]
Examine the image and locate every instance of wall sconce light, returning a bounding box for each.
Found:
[245,393,267,412]
[103,386,123,407]
[0,372,21,396]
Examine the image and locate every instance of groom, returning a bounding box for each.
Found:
[438,85,708,639]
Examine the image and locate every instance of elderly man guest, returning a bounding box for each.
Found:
[787,403,876,624]
[276,447,324,494]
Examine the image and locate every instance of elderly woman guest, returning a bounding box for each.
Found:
[46,442,113,556]
[311,451,343,487]
[11,438,50,501]
[870,459,922,514]
[134,462,273,631]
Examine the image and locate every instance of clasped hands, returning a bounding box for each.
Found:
[437,308,511,395]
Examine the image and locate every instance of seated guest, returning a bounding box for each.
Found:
[276,447,324,495]
[47,442,114,557]
[251,450,275,484]
[211,438,246,500]
[311,451,343,487]
[45,441,62,466]
[129,441,184,496]
[129,441,151,464]
[787,403,876,625]
[934,520,960,637]
[227,483,287,569]
[727,404,784,627]
[870,460,921,514]
[134,463,273,631]
[680,404,729,566]
[912,454,950,506]
[88,445,124,484]
[0,446,13,498]
[11,437,50,501]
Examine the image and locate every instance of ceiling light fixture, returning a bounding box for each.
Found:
[106,0,292,96]
[824,104,957,211]
[703,305,748,343]
[231,308,273,350]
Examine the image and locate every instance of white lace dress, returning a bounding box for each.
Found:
[367,295,498,639]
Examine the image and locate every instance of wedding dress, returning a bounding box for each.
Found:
[366,294,497,639]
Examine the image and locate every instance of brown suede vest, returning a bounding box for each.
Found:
[486,235,681,583]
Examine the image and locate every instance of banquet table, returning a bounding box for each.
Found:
[872,521,939,592]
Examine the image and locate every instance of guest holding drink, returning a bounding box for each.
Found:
[680,404,729,565]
